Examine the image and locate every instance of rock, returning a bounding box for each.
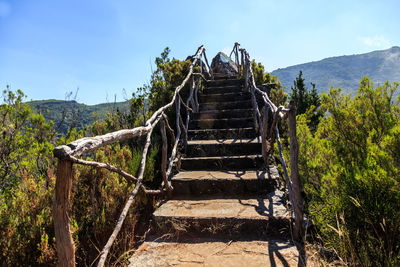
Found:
[211,52,239,75]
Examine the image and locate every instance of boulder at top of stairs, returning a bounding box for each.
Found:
[211,52,239,75]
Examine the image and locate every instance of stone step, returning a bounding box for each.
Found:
[190,117,253,130]
[171,169,278,197]
[199,92,250,103]
[192,109,254,120]
[203,85,243,95]
[186,138,260,157]
[153,193,290,239]
[206,78,244,87]
[200,100,252,111]
[129,239,299,267]
[181,155,263,170]
[188,127,257,140]
[213,73,239,79]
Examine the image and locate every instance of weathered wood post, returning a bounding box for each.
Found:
[244,52,249,92]
[193,76,200,112]
[240,49,244,76]
[160,118,173,193]
[287,100,304,242]
[261,105,269,164]
[53,158,76,267]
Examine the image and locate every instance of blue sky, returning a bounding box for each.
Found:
[1,0,399,105]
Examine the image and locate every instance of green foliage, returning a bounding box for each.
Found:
[148,47,191,113]
[290,71,323,132]
[0,88,158,265]
[28,99,130,136]
[131,86,149,126]
[250,60,287,106]
[0,47,198,265]
[129,47,192,129]
[294,77,400,266]
[0,88,57,265]
[71,143,149,265]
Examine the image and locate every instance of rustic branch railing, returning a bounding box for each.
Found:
[52,45,213,267]
[53,42,304,266]
[239,44,305,248]
[229,42,243,76]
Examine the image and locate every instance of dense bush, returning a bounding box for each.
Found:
[0,47,192,265]
[0,89,57,265]
[294,77,400,266]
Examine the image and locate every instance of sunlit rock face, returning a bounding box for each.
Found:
[211,52,239,75]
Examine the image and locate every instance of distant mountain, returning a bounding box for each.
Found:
[271,46,400,94]
[28,99,130,135]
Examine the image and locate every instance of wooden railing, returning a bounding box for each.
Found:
[52,45,213,267]
[52,42,304,266]
[232,43,305,245]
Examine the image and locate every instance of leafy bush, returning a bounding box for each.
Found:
[0,47,197,265]
[0,89,57,265]
[294,77,400,266]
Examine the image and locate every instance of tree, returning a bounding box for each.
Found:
[0,88,57,265]
[295,77,400,266]
[290,71,322,132]
[130,47,192,126]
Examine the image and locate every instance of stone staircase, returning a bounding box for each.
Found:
[129,76,300,266]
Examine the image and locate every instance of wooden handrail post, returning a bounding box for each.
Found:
[287,101,304,243]
[240,49,244,76]
[53,159,75,267]
[261,105,269,164]
[193,76,200,112]
[244,53,249,92]
[160,118,173,193]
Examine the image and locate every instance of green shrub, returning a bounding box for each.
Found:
[294,77,400,266]
[0,89,57,265]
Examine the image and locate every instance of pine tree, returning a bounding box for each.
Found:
[290,71,322,132]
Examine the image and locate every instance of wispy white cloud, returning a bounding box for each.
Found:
[359,35,391,48]
[0,1,10,18]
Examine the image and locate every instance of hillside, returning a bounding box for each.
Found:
[271,46,400,94]
[28,99,130,135]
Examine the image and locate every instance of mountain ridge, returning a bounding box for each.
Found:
[27,99,130,135]
[271,46,400,93]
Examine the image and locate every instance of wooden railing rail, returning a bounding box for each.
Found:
[53,41,304,266]
[52,45,213,267]
[229,42,242,75]
[240,45,305,247]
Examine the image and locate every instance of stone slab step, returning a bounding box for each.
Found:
[213,73,239,79]
[193,109,253,120]
[186,138,260,157]
[203,85,243,95]
[206,78,244,87]
[188,127,257,140]
[181,154,263,170]
[171,169,278,197]
[190,117,253,130]
[200,100,252,111]
[199,92,250,103]
[153,194,290,238]
[129,239,299,267]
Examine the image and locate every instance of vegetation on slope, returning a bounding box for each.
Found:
[271,46,400,95]
[0,47,192,265]
[257,62,400,265]
[1,48,400,266]
[28,99,130,136]
[289,77,400,266]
